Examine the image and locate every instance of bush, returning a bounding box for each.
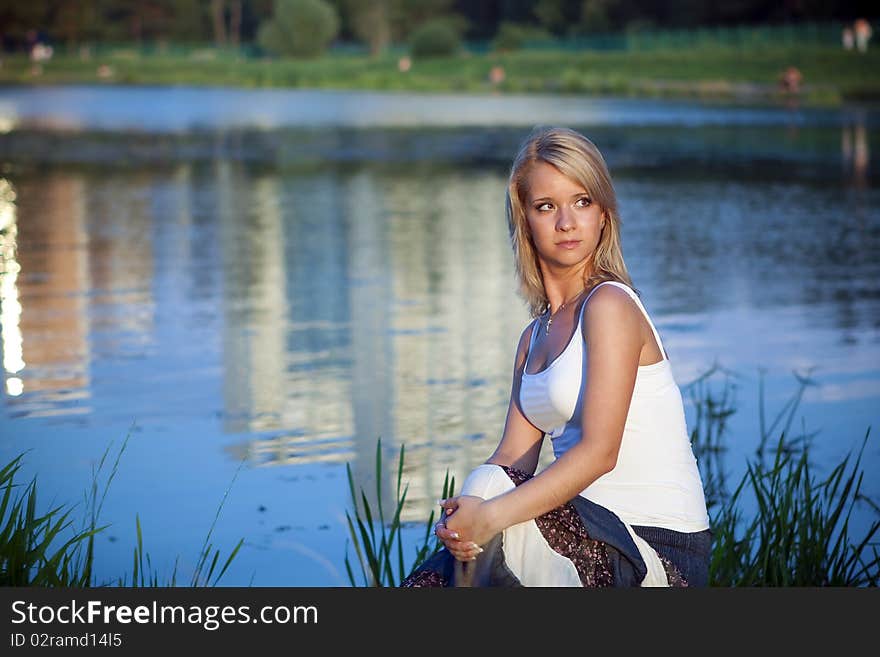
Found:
[491,22,550,52]
[258,0,340,58]
[410,19,462,59]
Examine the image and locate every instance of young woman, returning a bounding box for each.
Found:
[402,126,711,588]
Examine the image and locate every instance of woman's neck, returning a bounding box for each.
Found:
[542,266,593,315]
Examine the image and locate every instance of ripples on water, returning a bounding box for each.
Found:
[0,88,877,585]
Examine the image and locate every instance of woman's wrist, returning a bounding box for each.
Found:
[482,496,510,535]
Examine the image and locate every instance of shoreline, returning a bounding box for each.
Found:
[1,45,877,110]
[0,77,845,110]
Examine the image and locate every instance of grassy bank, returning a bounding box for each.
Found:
[2,44,878,107]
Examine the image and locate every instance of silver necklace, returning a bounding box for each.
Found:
[543,287,587,335]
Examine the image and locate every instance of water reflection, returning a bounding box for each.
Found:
[209,163,528,519]
[842,110,870,190]
[2,174,92,417]
[0,179,23,395]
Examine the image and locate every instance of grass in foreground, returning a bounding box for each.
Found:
[344,439,454,587]
[711,430,878,586]
[0,428,244,587]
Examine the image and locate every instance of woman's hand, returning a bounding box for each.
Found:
[433,497,483,562]
[434,495,500,560]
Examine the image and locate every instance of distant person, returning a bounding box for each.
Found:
[779,66,803,95]
[28,40,52,77]
[30,43,53,63]
[854,18,872,53]
[401,126,711,588]
[842,26,855,51]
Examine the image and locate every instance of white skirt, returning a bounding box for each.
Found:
[453,464,670,587]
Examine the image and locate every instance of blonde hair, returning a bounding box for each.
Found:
[506,125,636,317]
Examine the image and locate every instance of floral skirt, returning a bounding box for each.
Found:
[401,464,710,588]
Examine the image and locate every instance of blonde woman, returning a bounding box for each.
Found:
[402,126,711,588]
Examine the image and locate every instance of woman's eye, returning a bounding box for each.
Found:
[537,202,553,211]
[576,196,592,207]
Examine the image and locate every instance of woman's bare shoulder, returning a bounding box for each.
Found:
[580,284,642,340]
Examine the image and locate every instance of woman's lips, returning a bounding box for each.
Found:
[557,240,581,249]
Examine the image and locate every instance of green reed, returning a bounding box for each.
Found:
[0,427,243,587]
[685,367,878,585]
[709,428,878,586]
[684,362,737,512]
[0,453,105,586]
[344,439,455,587]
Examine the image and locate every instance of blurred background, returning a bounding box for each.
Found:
[0,1,877,586]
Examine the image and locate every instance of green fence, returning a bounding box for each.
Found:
[623,21,848,51]
[471,20,852,53]
[48,20,858,60]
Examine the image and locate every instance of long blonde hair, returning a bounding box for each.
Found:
[506,125,635,317]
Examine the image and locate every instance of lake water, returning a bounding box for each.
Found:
[0,86,877,586]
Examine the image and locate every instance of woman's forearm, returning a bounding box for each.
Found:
[483,440,616,533]
[484,440,543,476]
[484,452,538,476]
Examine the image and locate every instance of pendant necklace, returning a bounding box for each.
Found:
[543,287,587,335]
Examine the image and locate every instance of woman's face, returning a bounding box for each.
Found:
[523,161,605,272]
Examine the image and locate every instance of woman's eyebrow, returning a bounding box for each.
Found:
[530,191,590,202]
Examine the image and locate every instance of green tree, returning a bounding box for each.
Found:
[257,0,340,57]
[337,0,464,55]
[491,21,552,52]
[390,0,459,42]
[342,0,391,56]
[534,0,566,34]
[409,18,461,58]
[210,0,245,47]
[579,0,615,33]
[166,0,209,43]
[212,0,228,45]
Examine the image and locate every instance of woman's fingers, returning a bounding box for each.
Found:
[434,523,460,541]
[436,525,484,554]
[437,498,459,516]
[449,542,484,562]
[435,527,484,561]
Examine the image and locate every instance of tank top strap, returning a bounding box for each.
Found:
[527,317,541,352]
[577,281,667,359]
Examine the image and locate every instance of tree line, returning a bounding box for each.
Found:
[1,0,875,54]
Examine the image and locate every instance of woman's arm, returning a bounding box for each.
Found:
[445,286,643,546]
[484,320,546,475]
[435,320,544,560]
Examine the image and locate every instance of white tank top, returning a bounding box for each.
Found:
[519,281,710,533]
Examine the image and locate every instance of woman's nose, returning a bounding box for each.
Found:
[556,206,575,230]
